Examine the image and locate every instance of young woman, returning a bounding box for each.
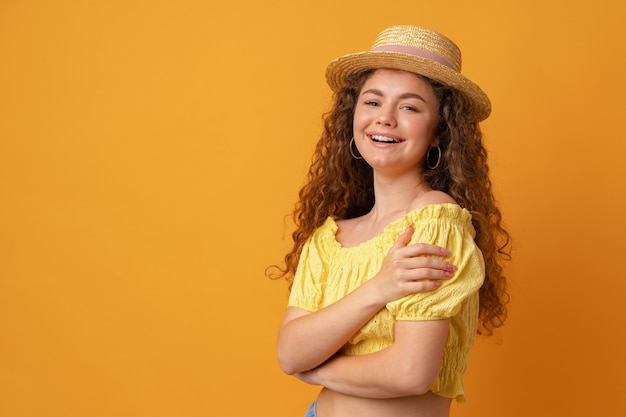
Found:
[274,25,510,417]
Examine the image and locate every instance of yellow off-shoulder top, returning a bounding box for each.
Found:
[287,204,485,402]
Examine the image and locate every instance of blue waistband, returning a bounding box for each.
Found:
[303,400,316,417]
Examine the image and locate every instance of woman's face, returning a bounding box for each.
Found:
[352,69,439,176]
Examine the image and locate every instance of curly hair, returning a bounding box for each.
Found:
[270,69,511,335]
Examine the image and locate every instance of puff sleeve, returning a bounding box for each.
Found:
[386,205,484,321]
[287,226,328,312]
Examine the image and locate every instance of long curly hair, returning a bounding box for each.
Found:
[271,69,511,335]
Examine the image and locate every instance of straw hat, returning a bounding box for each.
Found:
[325,25,491,121]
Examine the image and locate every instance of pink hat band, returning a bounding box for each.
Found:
[371,44,456,70]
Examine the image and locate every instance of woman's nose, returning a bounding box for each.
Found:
[377,108,396,126]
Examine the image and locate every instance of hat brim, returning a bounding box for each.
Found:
[325,51,491,122]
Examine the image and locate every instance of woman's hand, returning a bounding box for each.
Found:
[368,224,456,305]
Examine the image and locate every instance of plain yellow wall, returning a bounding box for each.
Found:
[1,1,625,416]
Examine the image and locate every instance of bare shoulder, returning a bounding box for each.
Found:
[334,215,362,240]
[409,190,457,210]
[334,215,360,229]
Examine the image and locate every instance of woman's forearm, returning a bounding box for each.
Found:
[277,280,385,375]
[304,320,449,398]
[313,350,425,398]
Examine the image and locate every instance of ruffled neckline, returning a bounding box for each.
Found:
[325,203,472,250]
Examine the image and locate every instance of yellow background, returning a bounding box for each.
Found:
[1,1,625,416]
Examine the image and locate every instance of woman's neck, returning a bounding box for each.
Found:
[367,171,430,222]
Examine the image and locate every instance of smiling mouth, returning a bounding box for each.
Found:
[370,134,404,143]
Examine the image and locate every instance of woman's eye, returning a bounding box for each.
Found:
[365,101,379,107]
[402,105,418,112]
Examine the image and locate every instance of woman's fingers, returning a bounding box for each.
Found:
[401,242,451,258]
[392,225,415,250]
[395,242,456,281]
[401,256,456,275]
[403,279,445,292]
[374,225,457,300]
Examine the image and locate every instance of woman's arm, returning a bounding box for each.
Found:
[277,285,387,375]
[277,225,455,375]
[295,319,449,398]
[293,206,484,397]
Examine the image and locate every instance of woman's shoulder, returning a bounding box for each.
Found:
[404,192,473,229]
[333,215,358,230]
[311,216,338,239]
[408,190,457,211]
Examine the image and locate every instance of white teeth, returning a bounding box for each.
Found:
[371,135,399,143]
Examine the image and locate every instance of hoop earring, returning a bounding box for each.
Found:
[349,137,363,160]
[426,145,442,169]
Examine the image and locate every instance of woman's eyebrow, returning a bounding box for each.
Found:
[399,92,428,103]
[361,88,427,103]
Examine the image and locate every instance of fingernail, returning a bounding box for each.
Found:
[447,263,457,271]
